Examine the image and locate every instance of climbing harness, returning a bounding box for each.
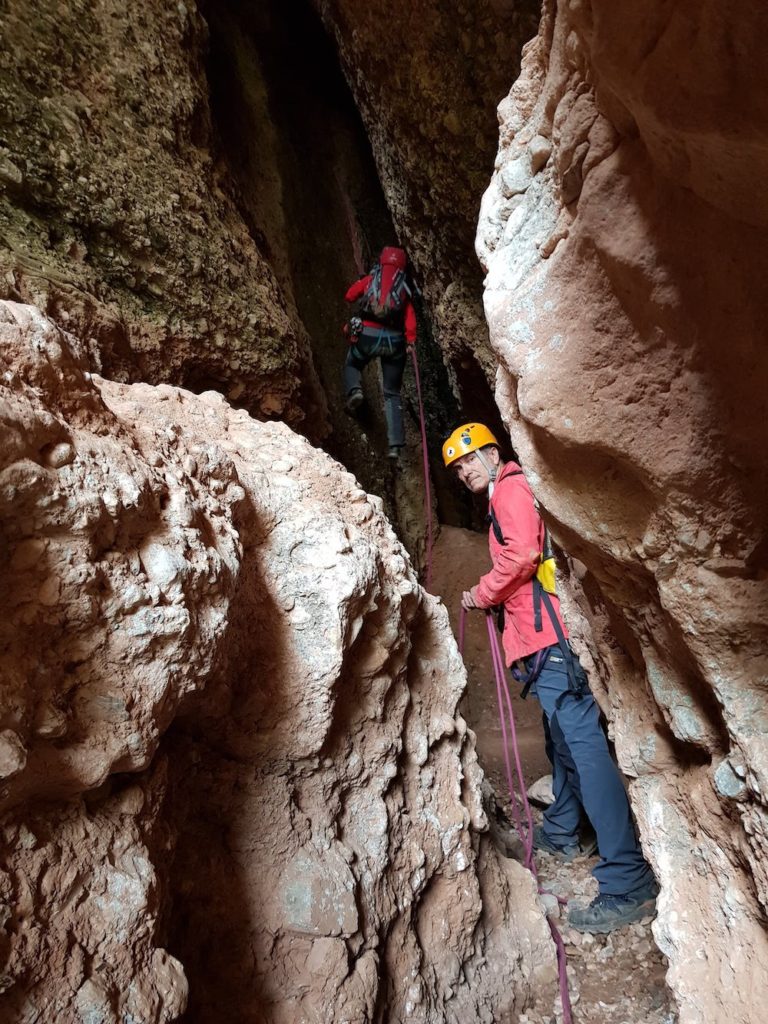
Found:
[409,345,433,591]
[458,607,573,1024]
[346,325,406,375]
[351,325,403,358]
[511,645,549,701]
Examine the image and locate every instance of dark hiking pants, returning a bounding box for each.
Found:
[527,644,655,896]
[343,328,406,447]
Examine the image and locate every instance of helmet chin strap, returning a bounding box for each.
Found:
[474,448,498,497]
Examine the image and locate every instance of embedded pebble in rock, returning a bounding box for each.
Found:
[42,441,74,469]
[0,301,556,1022]
[0,731,26,780]
[527,773,555,807]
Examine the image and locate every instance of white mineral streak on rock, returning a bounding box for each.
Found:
[478,3,768,1021]
[0,302,555,1022]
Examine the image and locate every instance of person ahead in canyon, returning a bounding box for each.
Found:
[342,246,417,459]
[443,422,659,934]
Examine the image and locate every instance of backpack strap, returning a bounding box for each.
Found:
[487,505,504,546]
[488,471,584,705]
[485,470,523,546]
[392,271,411,303]
[361,265,382,312]
[488,472,551,632]
[535,582,587,708]
[533,582,543,632]
[486,473,520,642]
[388,269,405,307]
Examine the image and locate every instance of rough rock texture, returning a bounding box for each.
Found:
[0,0,474,565]
[478,3,768,1021]
[200,0,466,564]
[0,301,555,1022]
[0,0,326,429]
[0,772,187,1023]
[313,0,541,404]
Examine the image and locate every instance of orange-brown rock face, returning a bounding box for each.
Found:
[478,3,768,1020]
[0,302,555,1022]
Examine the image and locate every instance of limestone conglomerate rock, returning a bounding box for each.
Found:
[478,3,768,1021]
[0,0,326,429]
[0,769,188,1024]
[0,301,555,1022]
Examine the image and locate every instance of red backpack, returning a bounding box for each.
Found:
[359,246,411,327]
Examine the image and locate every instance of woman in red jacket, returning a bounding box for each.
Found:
[343,246,417,459]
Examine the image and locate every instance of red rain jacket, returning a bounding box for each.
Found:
[474,461,569,665]
[345,275,417,343]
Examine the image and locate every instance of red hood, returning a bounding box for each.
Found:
[495,460,523,487]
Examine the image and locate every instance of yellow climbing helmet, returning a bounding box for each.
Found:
[442,422,499,467]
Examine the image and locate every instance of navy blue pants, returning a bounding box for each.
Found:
[343,329,406,447]
[529,645,654,896]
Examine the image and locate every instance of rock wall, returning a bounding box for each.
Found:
[0,301,555,1022]
[0,0,474,562]
[478,3,768,1021]
[201,0,467,561]
[313,0,541,402]
[0,0,326,430]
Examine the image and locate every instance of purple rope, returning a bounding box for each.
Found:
[458,607,573,1024]
[487,614,526,849]
[488,618,536,868]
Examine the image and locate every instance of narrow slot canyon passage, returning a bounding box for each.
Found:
[0,1,767,1024]
[197,0,491,557]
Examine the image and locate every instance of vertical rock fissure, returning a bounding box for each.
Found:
[200,0,479,563]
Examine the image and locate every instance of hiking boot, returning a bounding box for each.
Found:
[387,445,402,460]
[345,388,363,413]
[533,825,580,863]
[567,880,659,934]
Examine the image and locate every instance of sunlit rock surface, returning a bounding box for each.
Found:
[478,3,768,1021]
[0,301,554,1022]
